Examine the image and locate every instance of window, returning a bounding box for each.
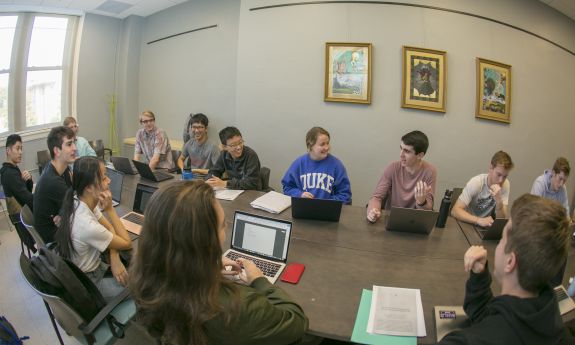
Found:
[1,13,77,135]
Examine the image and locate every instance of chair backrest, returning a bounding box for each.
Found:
[37,150,50,175]
[450,187,463,214]
[20,205,46,248]
[260,166,271,192]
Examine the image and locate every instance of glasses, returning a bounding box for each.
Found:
[225,140,244,149]
[140,119,154,125]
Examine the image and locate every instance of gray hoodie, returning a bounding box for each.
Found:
[531,169,570,216]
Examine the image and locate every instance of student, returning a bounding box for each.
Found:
[531,157,570,218]
[63,117,96,157]
[0,134,34,212]
[366,130,436,223]
[439,194,571,345]
[207,126,262,190]
[34,126,76,243]
[129,181,308,345]
[451,151,513,227]
[55,157,132,302]
[134,110,174,170]
[281,126,352,204]
[177,113,220,175]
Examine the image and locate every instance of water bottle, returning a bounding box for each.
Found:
[435,189,452,228]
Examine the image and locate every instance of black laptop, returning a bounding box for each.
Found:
[110,156,138,175]
[132,160,174,182]
[106,167,123,207]
[120,183,158,238]
[291,197,343,222]
[473,218,508,241]
[386,207,439,235]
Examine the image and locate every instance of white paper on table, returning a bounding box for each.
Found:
[215,189,244,201]
[367,285,426,337]
[250,191,291,214]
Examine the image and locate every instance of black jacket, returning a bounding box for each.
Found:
[440,265,571,345]
[0,162,33,211]
[208,146,261,190]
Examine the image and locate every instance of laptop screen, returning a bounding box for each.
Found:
[106,168,123,203]
[231,211,292,262]
[133,183,158,214]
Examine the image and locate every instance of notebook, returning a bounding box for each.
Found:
[132,159,174,182]
[110,156,138,175]
[223,211,292,284]
[106,167,123,207]
[291,197,343,222]
[386,207,439,235]
[120,183,157,237]
[473,218,508,241]
[251,191,291,214]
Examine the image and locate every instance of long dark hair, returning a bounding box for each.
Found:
[129,181,238,345]
[55,156,104,259]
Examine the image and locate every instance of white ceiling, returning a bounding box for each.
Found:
[539,0,575,21]
[0,0,189,19]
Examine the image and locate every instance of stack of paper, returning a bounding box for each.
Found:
[215,189,244,201]
[250,191,291,214]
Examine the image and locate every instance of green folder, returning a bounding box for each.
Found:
[351,289,417,345]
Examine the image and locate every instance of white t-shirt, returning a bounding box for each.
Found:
[70,200,113,273]
[458,173,510,218]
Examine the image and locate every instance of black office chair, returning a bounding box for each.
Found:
[37,150,50,175]
[89,139,113,161]
[259,166,274,192]
[171,149,181,174]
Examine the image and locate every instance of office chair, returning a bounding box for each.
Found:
[19,251,140,345]
[449,187,463,214]
[20,204,46,248]
[89,139,113,161]
[171,149,181,174]
[37,150,50,175]
[259,166,273,192]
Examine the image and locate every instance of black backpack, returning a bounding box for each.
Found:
[0,316,28,345]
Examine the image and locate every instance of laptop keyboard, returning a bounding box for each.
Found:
[123,213,144,225]
[225,251,282,278]
[554,286,569,301]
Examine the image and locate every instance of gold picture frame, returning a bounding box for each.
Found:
[476,58,512,123]
[324,42,372,104]
[401,46,446,113]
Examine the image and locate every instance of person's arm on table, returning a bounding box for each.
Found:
[366,170,392,223]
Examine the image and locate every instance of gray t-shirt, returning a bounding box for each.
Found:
[182,139,220,170]
[459,173,510,218]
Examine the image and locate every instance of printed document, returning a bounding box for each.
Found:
[215,189,244,201]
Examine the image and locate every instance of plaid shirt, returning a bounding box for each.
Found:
[135,127,174,169]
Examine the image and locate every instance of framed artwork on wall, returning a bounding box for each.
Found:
[476,58,512,123]
[324,42,371,104]
[401,46,447,113]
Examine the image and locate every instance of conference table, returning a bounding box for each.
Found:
[115,171,573,343]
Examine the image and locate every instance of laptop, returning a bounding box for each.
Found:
[224,211,292,284]
[473,218,508,241]
[386,207,439,235]
[120,183,158,237]
[433,306,469,342]
[554,285,575,315]
[132,159,174,182]
[291,197,343,222]
[110,156,138,175]
[106,167,123,207]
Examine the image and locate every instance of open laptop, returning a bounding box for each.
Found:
[223,211,292,284]
[473,218,507,241]
[120,183,158,237]
[110,156,138,175]
[132,159,174,182]
[554,285,575,315]
[386,207,439,235]
[433,306,469,342]
[106,167,123,207]
[291,197,343,222]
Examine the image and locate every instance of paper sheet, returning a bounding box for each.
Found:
[367,286,426,337]
[215,189,244,201]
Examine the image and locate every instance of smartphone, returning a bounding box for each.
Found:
[280,263,305,284]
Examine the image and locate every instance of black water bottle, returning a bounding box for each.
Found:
[435,189,452,228]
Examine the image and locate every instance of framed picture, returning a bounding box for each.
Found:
[476,58,512,123]
[325,42,371,104]
[401,46,446,113]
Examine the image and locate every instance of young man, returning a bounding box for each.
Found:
[0,134,34,212]
[440,194,571,344]
[177,113,220,175]
[206,126,262,190]
[366,130,437,223]
[63,117,96,157]
[34,126,76,243]
[451,151,513,227]
[531,157,570,218]
[134,110,174,170]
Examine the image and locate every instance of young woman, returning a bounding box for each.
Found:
[55,156,132,301]
[129,181,308,345]
[281,126,352,204]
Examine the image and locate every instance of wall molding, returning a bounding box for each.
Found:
[147,24,218,45]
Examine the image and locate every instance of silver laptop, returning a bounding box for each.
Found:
[433,306,469,342]
[554,285,575,315]
[120,183,157,237]
[473,218,508,241]
[224,211,292,284]
[106,167,123,207]
[386,207,439,235]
